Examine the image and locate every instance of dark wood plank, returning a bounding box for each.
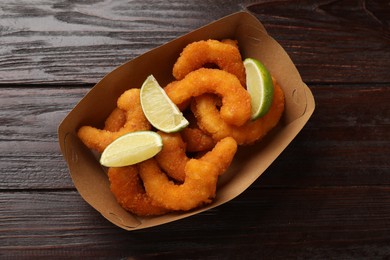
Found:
[0,1,389,258]
[0,87,88,189]
[1,187,390,258]
[0,0,241,85]
[260,84,390,187]
[0,84,389,189]
[0,0,389,85]
[248,0,390,83]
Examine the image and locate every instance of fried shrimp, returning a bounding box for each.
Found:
[221,39,240,48]
[181,127,216,152]
[199,136,237,174]
[156,128,236,183]
[192,79,285,145]
[139,137,237,211]
[179,111,216,152]
[172,39,246,86]
[103,107,126,132]
[139,158,218,211]
[78,89,151,153]
[77,38,286,218]
[155,131,188,183]
[164,68,251,126]
[108,166,169,216]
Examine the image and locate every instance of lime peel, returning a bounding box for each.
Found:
[244,58,274,120]
[100,131,163,167]
[140,75,189,133]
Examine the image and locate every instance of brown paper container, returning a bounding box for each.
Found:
[58,11,315,230]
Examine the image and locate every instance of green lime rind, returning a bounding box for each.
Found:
[244,58,274,120]
[100,131,163,167]
[140,75,189,133]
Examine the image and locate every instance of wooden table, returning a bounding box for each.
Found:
[1,0,389,258]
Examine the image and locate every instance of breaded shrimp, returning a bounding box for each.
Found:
[181,127,216,152]
[139,158,218,211]
[173,39,246,86]
[164,68,251,126]
[199,136,237,174]
[192,79,285,145]
[155,131,189,183]
[107,166,169,216]
[103,107,126,132]
[77,89,151,153]
[139,137,237,211]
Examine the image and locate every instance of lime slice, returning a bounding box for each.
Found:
[100,131,163,167]
[244,58,274,120]
[140,75,189,133]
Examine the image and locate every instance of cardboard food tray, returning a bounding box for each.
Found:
[58,11,315,230]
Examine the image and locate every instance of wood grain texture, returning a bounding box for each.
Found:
[1,188,390,258]
[0,88,87,189]
[0,0,241,84]
[1,0,389,84]
[260,84,390,187]
[1,0,390,258]
[248,0,390,83]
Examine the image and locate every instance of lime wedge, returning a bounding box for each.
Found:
[244,58,274,120]
[100,131,163,167]
[140,75,189,133]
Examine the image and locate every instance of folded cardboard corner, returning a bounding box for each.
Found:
[58,11,315,230]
